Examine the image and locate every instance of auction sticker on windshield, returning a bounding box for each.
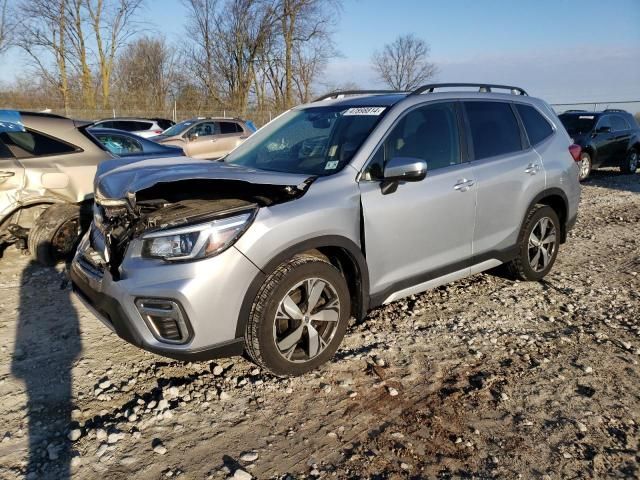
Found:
[343,107,386,116]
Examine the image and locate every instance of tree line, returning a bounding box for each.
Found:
[0,0,438,119]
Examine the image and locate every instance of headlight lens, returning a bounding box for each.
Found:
[141,212,253,261]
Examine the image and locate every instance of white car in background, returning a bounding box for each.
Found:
[92,117,175,138]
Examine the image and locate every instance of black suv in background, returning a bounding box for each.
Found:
[558,109,640,181]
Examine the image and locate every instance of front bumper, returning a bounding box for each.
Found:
[70,231,259,361]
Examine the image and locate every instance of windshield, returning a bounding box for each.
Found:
[559,114,597,135]
[161,119,197,136]
[224,106,387,175]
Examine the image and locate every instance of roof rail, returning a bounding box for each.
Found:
[18,110,69,120]
[411,83,528,96]
[313,90,404,102]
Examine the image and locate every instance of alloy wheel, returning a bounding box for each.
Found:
[273,277,340,363]
[578,153,591,181]
[629,151,638,172]
[528,217,557,272]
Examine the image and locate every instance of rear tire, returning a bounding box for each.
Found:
[578,151,592,181]
[620,149,638,174]
[245,254,351,376]
[28,203,82,266]
[508,205,561,281]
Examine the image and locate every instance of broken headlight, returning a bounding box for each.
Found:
[141,212,254,261]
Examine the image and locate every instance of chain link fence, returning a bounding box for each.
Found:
[7,99,640,126]
[29,107,281,127]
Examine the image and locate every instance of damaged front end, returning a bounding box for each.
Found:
[86,160,315,278]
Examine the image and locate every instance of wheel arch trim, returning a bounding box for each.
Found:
[235,235,370,338]
[523,188,570,243]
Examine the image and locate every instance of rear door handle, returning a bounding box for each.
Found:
[453,179,474,191]
[524,163,540,175]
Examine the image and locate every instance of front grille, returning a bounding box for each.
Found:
[135,298,191,344]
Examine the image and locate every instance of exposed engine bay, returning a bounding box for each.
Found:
[92,178,313,277]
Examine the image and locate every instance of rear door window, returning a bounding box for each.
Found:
[515,104,554,146]
[219,122,241,134]
[464,101,523,160]
[610,115,629,131]
[0,130,78,158]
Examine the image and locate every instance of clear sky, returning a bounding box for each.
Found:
[2,0,639,109]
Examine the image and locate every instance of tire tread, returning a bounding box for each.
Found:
[244,254,334,372]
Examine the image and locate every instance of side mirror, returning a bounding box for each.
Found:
[188,132,199,141]
[383,157,427,182]
[595,126,611,134]
[381,157,427,194]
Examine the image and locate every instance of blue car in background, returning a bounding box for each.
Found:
[89,128,185,158]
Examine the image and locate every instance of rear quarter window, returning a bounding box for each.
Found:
[516,104,554,145]
[464,101,523,160]
[0,130,78,158]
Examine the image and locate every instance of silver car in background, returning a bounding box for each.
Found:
[71,83,581,376]
[91,117,175,138]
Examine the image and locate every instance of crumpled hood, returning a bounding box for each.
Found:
[95,156,314,200]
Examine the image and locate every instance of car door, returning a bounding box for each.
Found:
[210,121,244,158]
[0,139,25,220]
[610,115,632,161]
[464,100,547,262]
[591,115,615,166]
[359,101,475,300]
[184,121,218,158]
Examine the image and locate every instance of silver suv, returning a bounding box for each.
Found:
[71,83,581,376]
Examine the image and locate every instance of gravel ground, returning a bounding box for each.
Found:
[0,169,638,480]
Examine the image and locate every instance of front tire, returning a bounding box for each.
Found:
[508,205,561,281]
[578,151,592,181]
[620,149,638,174]
[245,254,351,376]
[28,203,82,266]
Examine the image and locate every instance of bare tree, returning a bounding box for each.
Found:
[182,0,223,106]
[86,0,144,108]
[275,0,340,109]
[213,0,274,114]
[0,0,12,55]
[371,34,437,90]
[291,35,335,103]
[182,0,274,114]
[17,0,71,113]
[66,0,95,108]
[114,35,177,111]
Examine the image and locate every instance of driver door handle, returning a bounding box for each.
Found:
[0,171,15,178]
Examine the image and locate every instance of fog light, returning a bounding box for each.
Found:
[135,298,191,344]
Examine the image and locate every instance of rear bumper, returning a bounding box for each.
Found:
[70,231,256,361]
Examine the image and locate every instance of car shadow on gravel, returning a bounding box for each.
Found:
[10,259,81,480]
[585,170,640,193]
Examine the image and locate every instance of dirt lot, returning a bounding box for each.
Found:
[0,170,638,480]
